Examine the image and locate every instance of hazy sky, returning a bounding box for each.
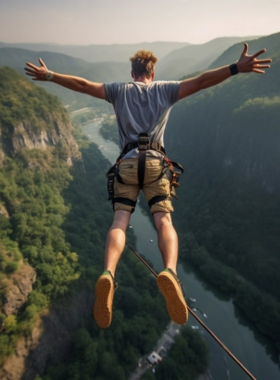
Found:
[0,0,279,45]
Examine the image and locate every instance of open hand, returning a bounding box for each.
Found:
[237,43,272,74]
[24,58,49,81]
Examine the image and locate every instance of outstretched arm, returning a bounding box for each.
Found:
[178,43,272,100]
[24,58,105,100]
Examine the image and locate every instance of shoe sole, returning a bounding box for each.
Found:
[157,271,188,325]
[93,276,113,329]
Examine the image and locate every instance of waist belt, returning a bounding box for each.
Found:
[120,139,166,157]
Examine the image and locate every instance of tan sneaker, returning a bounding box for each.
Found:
[157,269,188,325]
[93,271,117,329]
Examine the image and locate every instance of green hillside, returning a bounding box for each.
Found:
[0,47,130,111]
[209,32,280,69]
[164,32,280,348]
[0,67,68,141]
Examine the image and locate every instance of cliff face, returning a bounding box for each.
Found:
[2,265,36,316]
[0,67,83,377]
[0,112,78,163]
[12,116,75,152]
[0,66,79,164]
[0,290,93,380]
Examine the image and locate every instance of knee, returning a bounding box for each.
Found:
[111,210,131,232]
[153,212,173,231]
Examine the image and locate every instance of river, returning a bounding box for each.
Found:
[83,119,280,380]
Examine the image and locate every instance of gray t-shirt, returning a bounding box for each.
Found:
[104,80,180,158]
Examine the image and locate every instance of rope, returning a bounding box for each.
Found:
[125,242,257,380]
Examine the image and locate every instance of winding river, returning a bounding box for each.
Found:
[83,119,280,380]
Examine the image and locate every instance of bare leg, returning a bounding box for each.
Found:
[153,212,178,274]
[94,210,130,328]
[104,210,131,277]
[153,212,188,325]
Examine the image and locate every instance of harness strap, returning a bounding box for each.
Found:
[138,150,146,189]
[113,197,136,208]
[137,134,149,189]
[148,195,168,208]
[107,171,115,200]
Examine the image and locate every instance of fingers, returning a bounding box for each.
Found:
[25,62,39,70]
[38,58,47,68]
[242,42,248,56]
[24,67,36,74]
[258,64,271,69]
[252,68,265,74]
[255,57,272,63]
[252,48,266,58]
[253,58,272,74]
[252,63,271,74]
[25,71,38,78]
[24,68,39,78]
[255,64,270,69]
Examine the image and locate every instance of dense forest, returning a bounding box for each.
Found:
[0,67,208,379]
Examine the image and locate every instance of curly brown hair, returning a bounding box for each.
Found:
[130,50,158,79]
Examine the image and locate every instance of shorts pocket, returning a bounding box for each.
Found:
[118,160,138,185]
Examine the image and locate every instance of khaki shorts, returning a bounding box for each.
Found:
[113,157,173,214]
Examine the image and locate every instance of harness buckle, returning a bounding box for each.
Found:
[138,133,150,151]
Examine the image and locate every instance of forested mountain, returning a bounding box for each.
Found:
[0,68,208,379]
[0,47,130,111]
[209,32,280,69]
[0,47,132,82]
[164,32,280,350]
[0,41,190,63]
[155,36,259,80]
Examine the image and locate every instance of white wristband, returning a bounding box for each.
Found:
[45,71,54,81]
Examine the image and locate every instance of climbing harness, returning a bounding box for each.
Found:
[125,242,257,380]
[107,133,184,210]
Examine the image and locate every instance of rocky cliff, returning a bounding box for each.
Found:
[11,116,75,153]
[0,290,93,380]
[0,66,79,164]
[0,112,78,165]
[2,265,36,317]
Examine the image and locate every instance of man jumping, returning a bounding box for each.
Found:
[25,43,271,328]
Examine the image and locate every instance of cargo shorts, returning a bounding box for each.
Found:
[113,157,174,214]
